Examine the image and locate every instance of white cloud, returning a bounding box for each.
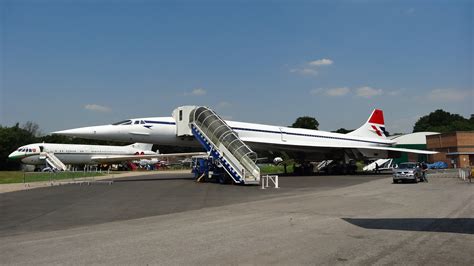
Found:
[427,89,471,102]
[310,87,350,97]
[326,87,350,96]
[355,86,383,98]
[184,88,207,96]
[308,58,333,66]
[290,68,318,76]
[84,104,111,113]
[290,58,333,76]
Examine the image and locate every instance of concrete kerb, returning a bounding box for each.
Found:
[0,170,192,194]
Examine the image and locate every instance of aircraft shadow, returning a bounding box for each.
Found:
[342,218,474,235]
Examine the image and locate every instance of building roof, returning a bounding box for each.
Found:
[391,132,439,145]
[446,152,474,155]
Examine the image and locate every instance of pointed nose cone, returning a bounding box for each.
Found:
[52,126,100,137]
[8,151,19,160]
[52,125,129,142]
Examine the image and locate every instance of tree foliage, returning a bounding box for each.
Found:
[332,128,353,134]
[291,116,319,130]
[0,122,129,170]
[22,121,41,137]
[413,109,474,133]
[0,121,202,170]
[0,124,38,170]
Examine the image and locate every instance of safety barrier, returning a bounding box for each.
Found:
[261,175,279,189]
[458,168,472,183]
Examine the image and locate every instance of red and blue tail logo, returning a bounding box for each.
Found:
[347,109,389,139]
[371,125,389,137]
[368,109,388,137]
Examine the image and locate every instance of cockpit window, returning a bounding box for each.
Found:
[141,120,145,124]
[112,120,132,125]
[134,121,140,124]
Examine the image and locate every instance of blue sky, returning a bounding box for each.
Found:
[1,0,472,134]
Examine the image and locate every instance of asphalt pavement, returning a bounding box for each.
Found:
[1,172,472,265]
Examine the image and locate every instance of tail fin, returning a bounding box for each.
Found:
[347,109,388,139]
[128,143,154,151]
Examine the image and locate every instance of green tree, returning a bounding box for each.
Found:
[22,121,41,137]
[332,128,352,134]
[0,125,38,170]
[38,134,126,146]
[413,109,474,133]
[291,116,319,130]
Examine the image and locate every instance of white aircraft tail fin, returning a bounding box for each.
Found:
[347,109,388,139]
[128,143,154,151]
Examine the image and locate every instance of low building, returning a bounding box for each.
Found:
[426,131,474,168]
[391,132,439,164]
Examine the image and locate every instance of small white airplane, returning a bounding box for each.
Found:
[53,108,436,162]
[8,142,204,170]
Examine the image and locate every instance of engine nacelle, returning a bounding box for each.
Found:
[273,157,283,165]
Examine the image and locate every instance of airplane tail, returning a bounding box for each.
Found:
[128,143,154,151]
[347,109,388,139]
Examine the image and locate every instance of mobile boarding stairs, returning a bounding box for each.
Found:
[39,151,68,171]
[173,106,261,185]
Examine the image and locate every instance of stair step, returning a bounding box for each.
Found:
[189,108,260,185]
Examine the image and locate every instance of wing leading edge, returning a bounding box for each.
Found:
[91,152,207,163]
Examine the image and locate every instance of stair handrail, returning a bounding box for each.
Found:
[42,152,67,171]
[190,107,260,181]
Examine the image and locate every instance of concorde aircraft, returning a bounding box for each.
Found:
[53,107,436,162]
[8,142,204,170]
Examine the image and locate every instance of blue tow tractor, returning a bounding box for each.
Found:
[191,155,232,184]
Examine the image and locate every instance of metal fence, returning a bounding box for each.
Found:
[22,170,112,186]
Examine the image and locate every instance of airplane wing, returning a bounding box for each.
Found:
[241,136,436,157]
[90,152,207,163]
[233,109,436,159]
[355,146,437,155]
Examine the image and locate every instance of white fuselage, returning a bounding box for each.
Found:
[54,117,394,151]
[9,143,156,165]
